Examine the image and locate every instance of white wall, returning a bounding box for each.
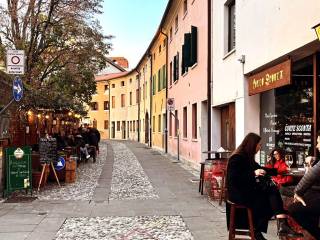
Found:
[238,0,320,74]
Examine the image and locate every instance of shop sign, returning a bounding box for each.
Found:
[312,23,320,41]
[5,146,32,197]
[248,59,291,96]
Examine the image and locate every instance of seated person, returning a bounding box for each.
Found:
[265,148,293,187]
[74,135,90,160]
[288,131,320,239]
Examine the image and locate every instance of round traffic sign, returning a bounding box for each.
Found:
[55,156,66,171]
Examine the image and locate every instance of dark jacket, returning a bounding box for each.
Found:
[226,153,276,232]
[295,160,320,197]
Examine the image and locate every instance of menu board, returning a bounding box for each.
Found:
[5,146,32,197]
[39,138,57,163]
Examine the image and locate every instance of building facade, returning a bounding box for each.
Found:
[211,0,320,165]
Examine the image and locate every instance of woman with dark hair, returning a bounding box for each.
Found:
[226,132,302,240]
[265,148,293,187]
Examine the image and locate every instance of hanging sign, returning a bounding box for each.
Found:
[6,50,25,75]
[248,59,291,96]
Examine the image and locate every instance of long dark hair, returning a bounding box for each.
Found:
[232,132,261,163]
[269,148,284,165]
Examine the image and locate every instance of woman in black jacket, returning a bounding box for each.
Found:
[226,132,302,240]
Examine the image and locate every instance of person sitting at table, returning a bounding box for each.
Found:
[226,132,302,240]
[265,148,293,187]
[288,132,320,239]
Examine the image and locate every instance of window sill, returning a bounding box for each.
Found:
[191,138,198,142]
[223,48,236,60]
[182,71,188,77]
[191,62,198,69]
[174,80,179,85]
[182,137,188,141]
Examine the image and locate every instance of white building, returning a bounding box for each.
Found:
[211,0,320,165]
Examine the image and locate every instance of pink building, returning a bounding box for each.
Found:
[163,0,209,167]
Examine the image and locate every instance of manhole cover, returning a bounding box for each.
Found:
[4,196,37,203]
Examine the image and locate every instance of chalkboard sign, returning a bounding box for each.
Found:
[39,138,57,163]
[5,146,32,197]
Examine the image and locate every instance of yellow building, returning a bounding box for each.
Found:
[150,33,167,151]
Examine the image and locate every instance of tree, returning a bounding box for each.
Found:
[0,0,112,113]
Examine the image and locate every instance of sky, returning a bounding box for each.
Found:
[99,0,169,69]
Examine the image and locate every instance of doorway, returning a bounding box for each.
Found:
[221,103,235,151]
[145,112,149,144]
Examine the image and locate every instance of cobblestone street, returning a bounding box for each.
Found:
[0,140,278,240]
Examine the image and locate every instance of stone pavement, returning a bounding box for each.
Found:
[0,140,279,240]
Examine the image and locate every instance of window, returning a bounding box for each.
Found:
[117,121,120,131]
[173,52,180,81]
[104,84,109,91]
[192,103,197,139]
[112,96,115,108]
[163,39,167,48]
[91,102,98,111]
[133,121,135,131]
[121,81,125,87]
[136,89,140,103]
[130,121,132,131]
[104,120,109,130]
[163,64,166,89]
[130,92,132,105]
[153,116,155,132]
[121,94,125,107]
[158,115,161,132]
[183,107,187,138]
[169,27,173,42]
[183,0,188,15]
[136,120,139,132]
[104,101,109,110]
[227,0,236,52]
[112,84,115,88]
[159,45,161,53]
[158,69,161,92]
[143,84,145,99]
[152,75,156,95]
[169,62,173,86]
[175,110,178,137]
[129,78,132,83]
[169,114,172,136]
[153,53,156,61]
[175,15,179,33]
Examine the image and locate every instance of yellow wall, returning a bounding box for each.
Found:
[88,80,109,139]
[151,34,167,150]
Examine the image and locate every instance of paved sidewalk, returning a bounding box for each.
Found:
[0,140,279,240]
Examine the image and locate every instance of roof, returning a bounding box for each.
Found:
[106,57,126,72]
[95,72,130,82]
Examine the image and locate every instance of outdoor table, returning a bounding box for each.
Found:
[282,168,305,179]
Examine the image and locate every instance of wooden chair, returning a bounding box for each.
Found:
[228,200,255,240]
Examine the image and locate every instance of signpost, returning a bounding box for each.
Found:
[6,50,25,75]
[167,98,175,112]
[4,146,32,197]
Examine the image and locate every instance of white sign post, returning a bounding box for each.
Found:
[6,50,25,75]
[167,98,175,112]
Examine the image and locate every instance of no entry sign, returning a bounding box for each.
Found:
[6,50,25,75]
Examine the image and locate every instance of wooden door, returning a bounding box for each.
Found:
[221,103,235,151]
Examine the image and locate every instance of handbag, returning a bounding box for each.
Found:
[255,175,277,193]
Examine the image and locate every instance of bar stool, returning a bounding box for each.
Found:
[228,200,255,240]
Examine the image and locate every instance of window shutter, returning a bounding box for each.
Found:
[182,44,185,75]
[190,26,198,66]
[163,65,166,89]
[176,52,179,79]
[173,55,177,81]
[158,69,161,91]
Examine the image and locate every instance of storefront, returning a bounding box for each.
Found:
[248,50,320,167]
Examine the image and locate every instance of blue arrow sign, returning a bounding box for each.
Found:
[55,156,66,171]
[12,76,23,102]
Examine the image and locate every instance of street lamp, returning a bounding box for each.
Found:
[312,23,320,41]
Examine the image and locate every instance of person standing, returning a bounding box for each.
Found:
[288,132,320,239]
[226,132,302,240]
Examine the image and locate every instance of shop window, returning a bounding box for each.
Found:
[260,56,314,167]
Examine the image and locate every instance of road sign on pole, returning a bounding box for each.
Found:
[13,76,23,102]
[167,98,175,112]
[6,50,25,75]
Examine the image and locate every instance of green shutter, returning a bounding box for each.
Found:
[190,26,198,66]
[158,69,161,92]
[163,65,166,89]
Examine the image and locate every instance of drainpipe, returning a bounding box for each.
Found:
[149,53,153,148]
[160,29,168,154]
[207,0,212,159]
[135,70,141,142]
[108,80,111,139]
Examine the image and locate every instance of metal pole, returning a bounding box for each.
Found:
[0,98,14,116]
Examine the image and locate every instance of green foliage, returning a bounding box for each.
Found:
[0,0,112,114]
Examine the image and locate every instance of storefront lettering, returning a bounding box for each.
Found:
[284,124,312,132]
[252,70,284,89]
